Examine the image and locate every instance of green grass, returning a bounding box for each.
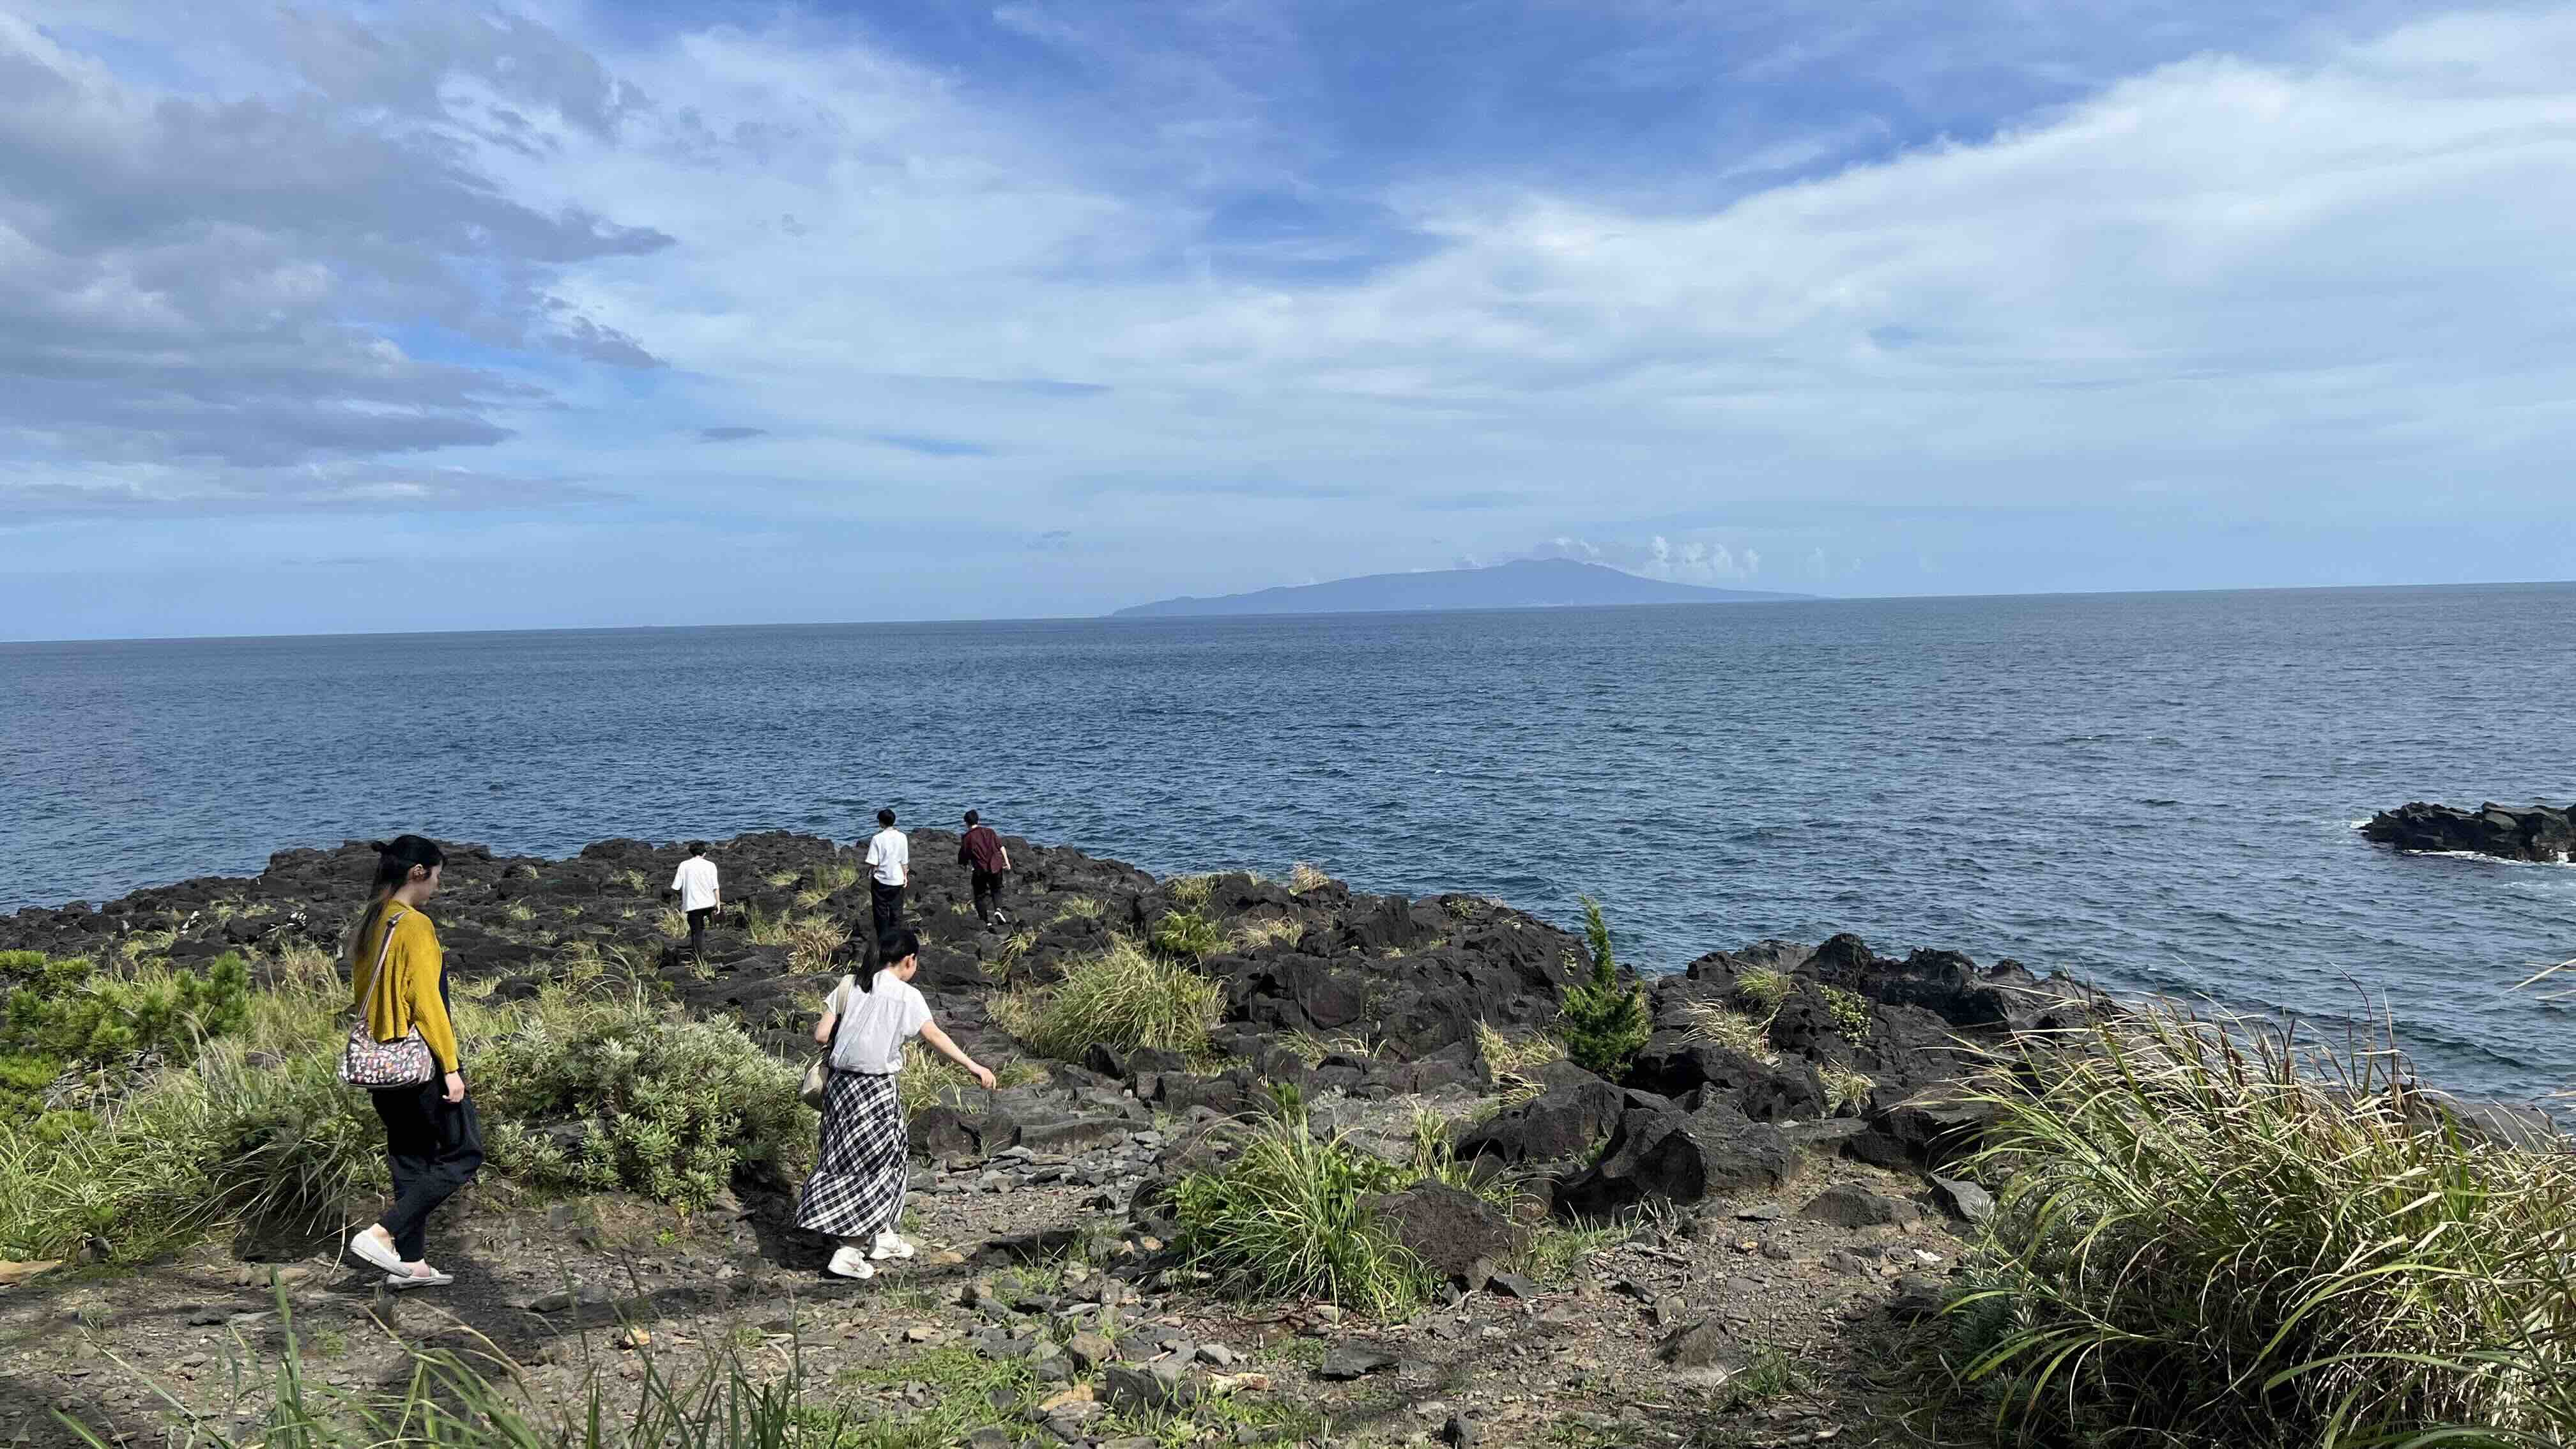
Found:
[1149,905,1227,962]
[897,1042,1044,1114]
[1515,1219,1632,1285]
[982,929,1039,982]
[992,936,1222,1061]
[1286,862,1331,894]
[1173,1113,1439,1318]
[1940,999,2576,1446]
[1053,895,1107,923]
[1731,965,1795,1012]
[1473,1020,1565,1106]
[0,951,813,1261]
[1167,873,1216,908]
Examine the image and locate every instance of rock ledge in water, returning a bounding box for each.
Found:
[2361,801,2575,864]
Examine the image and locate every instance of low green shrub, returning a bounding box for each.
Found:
[477,993,808,1211]
[1148,906,1227,962]
[1557,897,1648,1079]
[1172,1114,1437,1317]
[992,937,1222,1061]
[1944,1000,2576,1445]
[1818,983,1873,1039]
[2,951,251,1072]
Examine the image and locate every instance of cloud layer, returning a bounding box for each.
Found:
[4,1,2573,634]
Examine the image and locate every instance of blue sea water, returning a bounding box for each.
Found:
[3,585,2572,1103]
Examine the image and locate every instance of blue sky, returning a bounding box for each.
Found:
[3,1,2572,638]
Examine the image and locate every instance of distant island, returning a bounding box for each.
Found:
[1112,558,1813,618]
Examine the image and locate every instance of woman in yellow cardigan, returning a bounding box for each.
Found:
[342,836,482,1289]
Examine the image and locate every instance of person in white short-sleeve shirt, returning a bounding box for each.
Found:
[669,842,721,959]
[862,808,909,953]
[795,928,993,1280]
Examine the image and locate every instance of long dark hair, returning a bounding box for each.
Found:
[857,927,920,993]
[352,836,445,965]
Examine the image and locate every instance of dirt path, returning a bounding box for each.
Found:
[1,1089,1961,1449]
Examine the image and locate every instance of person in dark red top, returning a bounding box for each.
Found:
[958,811,1012,927]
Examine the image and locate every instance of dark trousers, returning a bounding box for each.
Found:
[870,880,905,946]
[686,905,716,956]
[971,870,1005,922]
[371,1082,485,1262]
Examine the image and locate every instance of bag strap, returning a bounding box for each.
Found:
[823,974,857,1063]
[352,907,410,1020]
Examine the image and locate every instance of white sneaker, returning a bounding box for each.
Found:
[825,1246,875,1280]
[870,1232,915,1261]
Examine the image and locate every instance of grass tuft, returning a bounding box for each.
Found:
[1230,914,1305,953]
[1148,906,1227,962]
[1942,999,2576,1445]
[1473,1020,1565,1105]
[1680,1000,1777,1063]
[1732,965,1795,1012]
[1172,1114,1436,1318]
[991,937,1222,1061]
[1818,1061,1875,1115]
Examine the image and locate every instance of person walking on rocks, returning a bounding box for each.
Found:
[342,836,483,1291]
[958,809,1012,928]
[798,928,995,1278]
[670,841,722,960]
[864,808,908,948]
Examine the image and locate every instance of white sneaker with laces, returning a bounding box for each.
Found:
[870,1231,915,1261]
[825,1246,875,1280]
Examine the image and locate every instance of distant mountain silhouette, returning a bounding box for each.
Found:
[1112,558,1813,618]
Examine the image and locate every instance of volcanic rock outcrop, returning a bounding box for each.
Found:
[2361,801,2575,863]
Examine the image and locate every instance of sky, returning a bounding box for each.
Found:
[3,0,2573,639]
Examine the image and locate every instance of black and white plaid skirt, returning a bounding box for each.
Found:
[795,1070,907,1240]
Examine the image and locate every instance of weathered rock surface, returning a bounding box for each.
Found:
[1363,1182,1528,1285]
[2362,801,2576,864]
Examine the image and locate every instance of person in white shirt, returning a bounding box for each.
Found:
[795,928,993,1279]
[670,841,721,960]
[862,808,909,953]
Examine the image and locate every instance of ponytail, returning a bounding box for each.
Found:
[351,835,445,966]
[367,835,446,896]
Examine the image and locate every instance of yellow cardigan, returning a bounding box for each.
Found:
[349,903,460,1075]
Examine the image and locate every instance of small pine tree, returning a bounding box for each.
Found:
[1558,895,1650,1080]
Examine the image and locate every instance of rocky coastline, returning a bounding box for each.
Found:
[0,829,2082,1184]
[2362,799,2576,863]
[3,830,2552,1448]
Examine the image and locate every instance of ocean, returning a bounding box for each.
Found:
[3,584,2571,1104]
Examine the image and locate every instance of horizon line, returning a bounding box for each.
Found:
[6,576,2573,648]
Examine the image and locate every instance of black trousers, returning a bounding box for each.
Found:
[870,880,905,946]
[970,870,1005,922]
[686,905,716,955]
[371,1081,485,1262]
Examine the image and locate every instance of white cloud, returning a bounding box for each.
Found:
[10,2,2576,623]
